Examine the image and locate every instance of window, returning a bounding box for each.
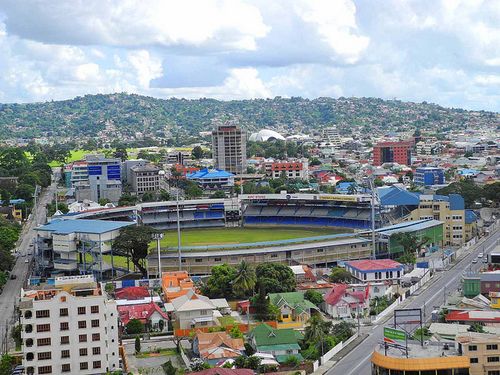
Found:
[200,310,208,315]
[488,357,500,363]
[79,334,87,343]
[61,350,70,359]
[78,321,87,329]
[61,364,71,373]
[91,319,99,328]
[37,352,51,360]
[60,308,68,317]
[488,371,500,375]
[469,345,478,351]
[214,258,221,262]
[60,322,69,331]
[93,361,101,369]
[91,306,99,314]
[92,333,100,341]
[78,307,86,315]
[36,324,50,333]
[79,348,88,356]
[36,310,50,318]
[37,338,51,346]
[487,344,498,350]
[470,358,478,363]
[92,347,101,355]
[60,296,66,302]
[38,366,52,374]
[195,258,203,263]
[271,254,278,258]
[61,336,70,344]
[80,362,88,370]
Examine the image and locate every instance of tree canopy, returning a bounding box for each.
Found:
[112,225,156,277]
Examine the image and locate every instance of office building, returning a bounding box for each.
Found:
[69,155,123,203]
[414,167,445,186]
[19,275,120,375]
[130,164,160,195]
[122,159,148,184]
[212,124,247,174]
[263,159,309,179]
[373,141,412,166]
[456,333,500,375]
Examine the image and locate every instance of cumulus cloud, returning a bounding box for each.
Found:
[0,0,499,111]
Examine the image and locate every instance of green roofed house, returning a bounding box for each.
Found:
[268,292,319,324]
[248,324,304,364]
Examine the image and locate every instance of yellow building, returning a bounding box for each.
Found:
[372,347,470,375]
[406,194,475,246]
[456,333,500,375]
[490,292,500,309]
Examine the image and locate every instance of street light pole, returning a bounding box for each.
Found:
[176,189,182,270]
[152,233,164,278]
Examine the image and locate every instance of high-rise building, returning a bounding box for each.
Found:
[19,275,120,375]
[414,167,445,186]
[130,164,161,195]
[212,124,247,174]
[373,141,412,166]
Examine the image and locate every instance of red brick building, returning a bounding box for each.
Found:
[373,141,412,166]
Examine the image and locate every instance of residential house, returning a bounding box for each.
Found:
[345,259,404,283]
[118,302,169,332]
[162,271,195,302]
[322,284,367,319]
[248,324,304,364]
[268,292,318,324]
[115,286,150,301]
[289,265,316,283]
[193,331,244,365]
[170,290,221,330]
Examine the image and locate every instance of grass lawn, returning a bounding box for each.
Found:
[84,254,130,269]
[152,227,350,248]
[218,315,237,327]
[135,348,178,358]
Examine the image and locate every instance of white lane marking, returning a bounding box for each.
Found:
[346,352,372,375]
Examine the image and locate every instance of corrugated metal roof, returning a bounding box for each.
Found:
[35,219,133,234]
[374,219,443,236]
[187,168,234,179]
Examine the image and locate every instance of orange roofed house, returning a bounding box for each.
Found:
[193,331,245,365]
[162,271,195,301]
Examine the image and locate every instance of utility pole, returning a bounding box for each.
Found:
[152,233,164,278]
[176,189,182,270]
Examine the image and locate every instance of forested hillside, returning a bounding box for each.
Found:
[0,93,497,139]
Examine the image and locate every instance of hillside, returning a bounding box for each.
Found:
[0,93,497,140]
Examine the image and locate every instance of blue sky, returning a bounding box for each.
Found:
[0,0,499,111]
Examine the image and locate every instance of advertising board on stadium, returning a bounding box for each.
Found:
[240,193,364,202]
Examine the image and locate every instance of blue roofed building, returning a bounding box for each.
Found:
[34,219,134,280]
[187,168,235,191]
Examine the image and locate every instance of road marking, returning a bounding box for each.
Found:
[345,352,372,375]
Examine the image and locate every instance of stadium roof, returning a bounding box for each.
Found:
[249,129,285,142]
[371,219,443,236]
[36,219,133,234]
[377,185,420,206]
[187,168,234,179]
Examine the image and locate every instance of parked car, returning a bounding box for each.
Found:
[9,274,16,280]
[24,259,29,264]
[472,258,478,264]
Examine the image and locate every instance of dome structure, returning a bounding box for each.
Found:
[249,129,285,142]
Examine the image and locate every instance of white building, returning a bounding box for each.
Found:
[19,275,120,375]
[169,289,222,330]
[345,259,404,283]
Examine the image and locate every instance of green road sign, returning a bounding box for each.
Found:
[384,327,406,342]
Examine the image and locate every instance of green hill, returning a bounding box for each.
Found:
[0,93,497,140]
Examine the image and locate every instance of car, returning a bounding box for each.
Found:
[483,258,488,263]
[478,252,484,258]
[9,274,16,280]
[472,258,478,264]
[24,259,29,264]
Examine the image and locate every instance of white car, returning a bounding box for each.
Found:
[472,258,478,264]
[24,259,29,263]
[478,252,484,258]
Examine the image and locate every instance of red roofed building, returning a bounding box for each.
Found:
[115,286,150,300]
[193,331,245,365]
[189,369,254,375]
[322,284,367,319]
[445,310,500,326]
[118,302,169,332]
[263,160,309,179]
[345,259,404,283]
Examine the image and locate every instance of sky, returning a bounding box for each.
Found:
[0,0,499,111]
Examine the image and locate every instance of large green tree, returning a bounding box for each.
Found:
[255,263,296,294]
[202,264,237,299]
[329,267,351,283]
[112,225,156,277]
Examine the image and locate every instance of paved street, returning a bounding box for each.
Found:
[327,227,500,375]
[0,182,55,351]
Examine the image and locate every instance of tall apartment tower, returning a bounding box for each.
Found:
[373,141,412,166]
[212,124,247,174]
[19,275,120,375]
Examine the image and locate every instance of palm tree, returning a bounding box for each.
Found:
[232,260,256,298]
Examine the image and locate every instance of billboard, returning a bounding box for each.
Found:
[383,327,406,344]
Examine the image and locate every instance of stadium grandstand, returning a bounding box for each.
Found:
[240,193,378,230]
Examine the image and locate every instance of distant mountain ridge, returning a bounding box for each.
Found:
[0,93,497,140]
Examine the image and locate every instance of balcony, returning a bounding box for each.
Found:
[53,259,78,271]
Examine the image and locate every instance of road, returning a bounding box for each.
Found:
[0,182,55,352]
[328,227,500,375]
